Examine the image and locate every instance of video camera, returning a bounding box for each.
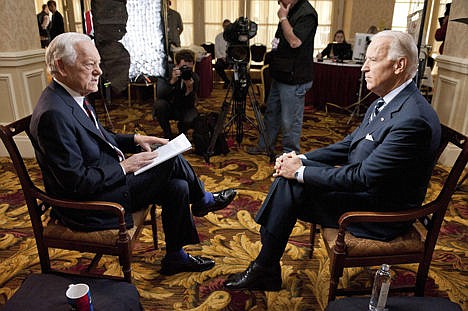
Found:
[223,17,257,64]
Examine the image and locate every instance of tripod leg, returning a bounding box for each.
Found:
[248,83,275,162]
[205,99,230,163]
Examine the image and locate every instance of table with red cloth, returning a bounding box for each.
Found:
[305,60,376,112]
[195,54,213,98]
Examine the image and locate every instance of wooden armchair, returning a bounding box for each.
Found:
[308,124,468,302]
[0,115,158,282]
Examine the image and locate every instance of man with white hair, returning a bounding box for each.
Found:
[30,33,236,276]
[224,30,441,291]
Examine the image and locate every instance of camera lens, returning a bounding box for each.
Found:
[180,65,192,80]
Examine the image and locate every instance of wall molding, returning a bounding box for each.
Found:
[0,73,19,120]
[0,49,45,67]
[436,55,468,74]
[432,74,461,126]
[0,134,35,158]
[22,68,47,113]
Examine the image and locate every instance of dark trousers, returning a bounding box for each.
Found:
[153,99,198,139]
[255,175,411,265]
[127,155,205,251]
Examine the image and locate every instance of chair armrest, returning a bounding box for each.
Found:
[337,201,438,229]
[330,202,439,254]
[31,187,127,228]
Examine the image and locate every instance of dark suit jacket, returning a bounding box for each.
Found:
[30,81,139,230]
[256,82,441,240]
[49,11,64,41]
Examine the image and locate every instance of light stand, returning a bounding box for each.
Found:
[346,69,372,124]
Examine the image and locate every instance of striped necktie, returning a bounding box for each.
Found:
[83,98,125,161]
[370,98,385,122]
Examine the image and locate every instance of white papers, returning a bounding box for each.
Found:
[134,133,192,175]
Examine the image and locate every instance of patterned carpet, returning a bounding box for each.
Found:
[0,85,466,310]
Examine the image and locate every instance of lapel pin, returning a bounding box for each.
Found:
[380,117,385,121]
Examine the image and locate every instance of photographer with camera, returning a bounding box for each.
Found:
[247,0,317,155]
[153,49,199,139]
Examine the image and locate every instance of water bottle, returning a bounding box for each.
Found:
[369,264,391,311]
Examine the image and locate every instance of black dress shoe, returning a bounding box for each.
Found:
[224,261,282,291]
[192,189,236,217]
[160,254,215,276]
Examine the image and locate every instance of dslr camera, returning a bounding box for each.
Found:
[179,65,193,80]
[223,17,257,64]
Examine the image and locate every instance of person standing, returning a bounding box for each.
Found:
[30,33,236,276]
[47,0,65,41]
[37,4,51,48]
[224,30,441,291]
[167,0,183,51]
[214,19,232,89]
[247,0,318,155]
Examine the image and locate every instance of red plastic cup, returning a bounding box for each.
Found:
[65,283,93,311]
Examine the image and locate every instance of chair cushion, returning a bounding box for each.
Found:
[322,225,425,257]
[3,273,142,311]
[43,208,149,246]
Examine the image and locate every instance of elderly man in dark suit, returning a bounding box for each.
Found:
[30,32,236,276]
[224,30,441,291]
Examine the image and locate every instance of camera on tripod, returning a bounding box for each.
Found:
[204,16,274,164]
[179,65,193,80]
[223,17,258,64]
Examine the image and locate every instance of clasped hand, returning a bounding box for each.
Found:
[273,151,302,179]
[120,135,169,173]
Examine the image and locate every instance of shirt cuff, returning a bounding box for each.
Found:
[295,166,305,183]
[298,154,306,159]
[120,163,127,175]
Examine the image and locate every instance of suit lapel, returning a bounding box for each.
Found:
[351,82,418,146]
[51,81,108,142]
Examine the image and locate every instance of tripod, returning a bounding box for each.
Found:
[205,63,275,163]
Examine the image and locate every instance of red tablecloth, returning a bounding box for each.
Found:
[305,61,376,111]
[196,54,213,98]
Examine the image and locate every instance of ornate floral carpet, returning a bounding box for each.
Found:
[0,86,466,310]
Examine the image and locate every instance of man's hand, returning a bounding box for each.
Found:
[273,151,302,179]
[170,66,180,84]
[120,151,160,174]
[277,2,291,20]
[134,135,169,152]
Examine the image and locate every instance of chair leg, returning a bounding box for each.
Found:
[119,247,132,283]
[309,223,317,259]
[37,241,52,274]
[150,204,158,250]
[415,262,430,296]
[87,254,103,273]
[328,252,346,302]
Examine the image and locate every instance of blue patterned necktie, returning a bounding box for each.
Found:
[370,98,385,122]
